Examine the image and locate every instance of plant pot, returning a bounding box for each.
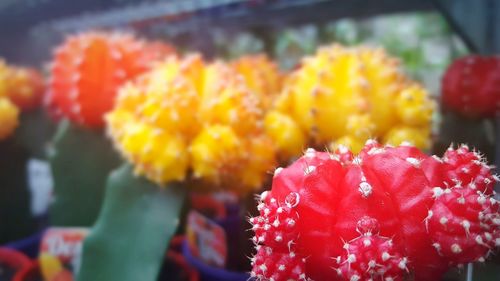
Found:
[13,261,43,281]
[189,193,249,271]
[4,230,44,259]
[182,240,249,281]
[158,236,199,281]
[0,247,31,281]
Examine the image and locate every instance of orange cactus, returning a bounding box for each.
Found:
[4,66,45,111]
[46,32,175,128]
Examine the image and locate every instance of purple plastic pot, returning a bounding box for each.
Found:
[182,240,249,281]
[189,194,254,277]
[214,213,244,269]
[4,230,44,259]
[191,195,249,271]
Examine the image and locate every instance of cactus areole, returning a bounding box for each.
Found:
[250,141,500,281]
[442,55,500,118]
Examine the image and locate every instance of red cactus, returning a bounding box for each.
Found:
[46,32,175,127]
[442,55,500,118]
[250,141,500,281]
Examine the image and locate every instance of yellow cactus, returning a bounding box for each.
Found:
[146,54,205,96]
[329,114,376,153]
[107,111,189,184]
[0,97,19,140]
[264,110,305,159]
[384,126,431,150]
[344,114,375,140]
[106,57,199,184]
[330,135,365,154]
[358,47,405,135]
[0,62,19,141]
[141,72,200,138]
[239,135,276,191]
[271,44,434,156]
[107,55,277,192]
[200,62,263,136]
[189,125,243,185]
[232,54,283,110]
[0,60,9,99]
[395,83,435,127]
[280,45,369,142]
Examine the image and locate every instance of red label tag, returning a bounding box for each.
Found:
[39,227,88,281]
[186,211,227,268]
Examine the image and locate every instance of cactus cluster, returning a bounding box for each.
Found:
[0,59,45,140]
[266,44,435,159]
[46,31,175,128]
[249,141,499,281]
[106,54,281,193]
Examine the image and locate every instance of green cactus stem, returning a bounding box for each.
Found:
[49,120,120,226]
[77,164,186,281]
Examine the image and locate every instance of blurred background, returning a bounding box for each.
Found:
[0,1,499,281]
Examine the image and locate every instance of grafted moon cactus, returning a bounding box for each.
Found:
[267,44,435,157]
[442,55,500,118]
[1,65,44,111]
[250,141,499,281]
[46,31,175,127]
[106,55,277,193]
[0,59,45,140]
